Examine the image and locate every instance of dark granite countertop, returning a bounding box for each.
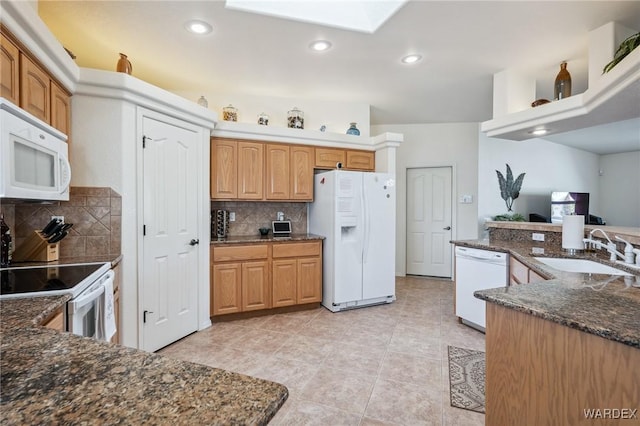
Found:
[1,327,288,425]
[452,239,640,348]
[211,233,324,245]
[0,253,288,424]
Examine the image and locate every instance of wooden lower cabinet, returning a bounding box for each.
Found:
[42,307,64,331]
[211,240,322,316]
[509,256,547,285]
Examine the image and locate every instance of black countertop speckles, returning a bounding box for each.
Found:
[1,327,288,425]
[452,239,640,349]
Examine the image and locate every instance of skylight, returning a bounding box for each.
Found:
[225,0,407,33]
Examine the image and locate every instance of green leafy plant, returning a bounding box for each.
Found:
[496,164,525,212]
[603,32,640,73]
[493,213,526,222]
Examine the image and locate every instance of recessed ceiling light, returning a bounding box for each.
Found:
[309,40,332,52]
[185,20,213,35]
[401,54,422,64]
[530,128,549,136]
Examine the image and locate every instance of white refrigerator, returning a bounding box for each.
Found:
[309,170,396,312]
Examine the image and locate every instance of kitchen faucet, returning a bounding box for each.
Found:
[583,228,636,265]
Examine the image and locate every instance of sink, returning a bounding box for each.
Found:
[534,258,632,276]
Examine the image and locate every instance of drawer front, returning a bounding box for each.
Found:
[346,150,374,170]
[213,244,268,262]
[273,241,321,258]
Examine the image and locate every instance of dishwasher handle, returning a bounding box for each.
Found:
[455,247,507,262]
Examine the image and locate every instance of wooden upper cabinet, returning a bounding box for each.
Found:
[50,81,71,136]
[346,150,374,171]
[237,141,264,199]
[315,147,346,169]
[211,138,238,199]
[290,145,314,200]
[266,144,290,200]
[1,33,19,105]
[20,53,50,123]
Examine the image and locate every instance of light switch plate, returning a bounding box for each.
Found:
[459,195,473,204]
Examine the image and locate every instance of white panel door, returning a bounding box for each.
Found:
[406,167,452,277]
[142,115,199,352]
[362,172,396,299]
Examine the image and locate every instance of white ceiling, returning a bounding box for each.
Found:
[38,1,640,144]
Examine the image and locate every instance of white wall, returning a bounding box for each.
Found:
[173,90,371,137]
[478,133,601,233]
[598,151,640,226]
[371,123,479,276]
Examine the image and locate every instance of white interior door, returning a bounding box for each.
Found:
[406,167,453,277]
[142,115,199,352]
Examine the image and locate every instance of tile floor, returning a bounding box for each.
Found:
[158,276,486,425]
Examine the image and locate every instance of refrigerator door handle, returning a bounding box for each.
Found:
[362,178,369,263]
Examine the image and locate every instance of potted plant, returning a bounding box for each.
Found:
[493,164,526,221]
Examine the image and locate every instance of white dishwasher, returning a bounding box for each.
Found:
[455,246,508,331]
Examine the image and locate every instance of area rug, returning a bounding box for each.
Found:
[447,345,486,414]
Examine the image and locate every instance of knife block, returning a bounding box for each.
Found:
[12,231,59,262]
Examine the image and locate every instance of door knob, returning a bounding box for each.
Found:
[443,226,451,230]
[189,239,200,246]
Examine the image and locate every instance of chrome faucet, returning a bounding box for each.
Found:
[583,228,635,264]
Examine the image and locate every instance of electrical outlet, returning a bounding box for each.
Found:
[532,247,545,255]
[532,233,545,242]
[51,215,64,223]
[229,212,236,222]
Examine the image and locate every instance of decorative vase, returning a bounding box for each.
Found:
[257,112,269,125]
[287,107,304,129]
[116,53,132,75]
[197,96,208,108]
[554,61,571,100]
[346,122,360,135]
[223,105,238,121]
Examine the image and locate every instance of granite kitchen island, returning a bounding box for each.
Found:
[0,296,288,425]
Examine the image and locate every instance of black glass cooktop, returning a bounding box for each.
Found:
[0,263,107,299]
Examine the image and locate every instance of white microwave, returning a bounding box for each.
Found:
[0,98,70,201]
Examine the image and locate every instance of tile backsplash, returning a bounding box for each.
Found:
[1,187,121,259]
[211,201,308,237]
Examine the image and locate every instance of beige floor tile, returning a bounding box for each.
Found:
[379,351,442,388]
[365,378,442,426]
[300,368,377,414]
[274,399,362,426]
[161,276,486,426]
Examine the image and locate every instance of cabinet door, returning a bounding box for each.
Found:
[1,33,19,105]
[211,138,237,199]
[266,144,290,200]
[272,259,297,307]
[509,257,529,285]
[315,147,346,169]
[346,150,375,171]
[238,141,264,199]
[297,257,322,304]
[290,145,314,200]
[20,53,50,123]
[242,260,270,311]
[212,263,242,315]
[50,81,71,137]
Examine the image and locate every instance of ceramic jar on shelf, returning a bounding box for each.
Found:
[554,61,571,100]
[346,122,360,135]
[287,107,304,129]
[258,112,269,125]
[223,105,238,121]
[116,53,132,75]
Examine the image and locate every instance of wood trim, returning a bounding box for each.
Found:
[486,303,640,425]
[42,308,64,331]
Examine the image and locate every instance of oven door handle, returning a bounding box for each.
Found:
[68,270,114,311]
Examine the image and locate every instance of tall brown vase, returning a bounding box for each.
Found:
[116,53,132,75]
[554,61,571,100]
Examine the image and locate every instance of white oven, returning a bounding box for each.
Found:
[0,262,115,341]
[0,97,71,201]
[67,269,115,339]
